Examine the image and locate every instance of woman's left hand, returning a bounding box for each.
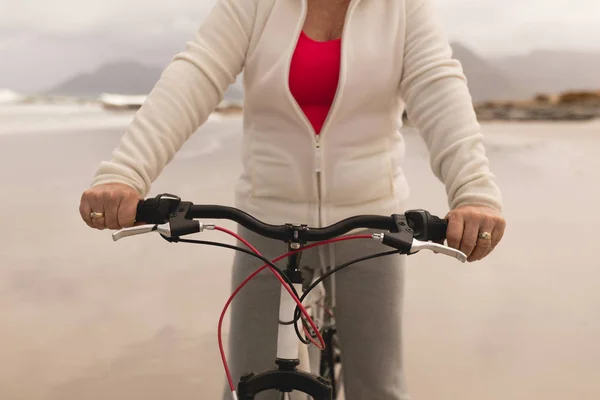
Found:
[445,205,506,262]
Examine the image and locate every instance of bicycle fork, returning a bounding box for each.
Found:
[237,228,333,400]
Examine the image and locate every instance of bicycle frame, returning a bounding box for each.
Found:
[237,227,334,400]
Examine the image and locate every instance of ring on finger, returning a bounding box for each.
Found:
[90,211,104,219]
[477,231,492,241]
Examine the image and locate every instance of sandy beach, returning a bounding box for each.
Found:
[1,104,600,399]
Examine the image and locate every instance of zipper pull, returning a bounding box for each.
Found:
[315,137,323,172]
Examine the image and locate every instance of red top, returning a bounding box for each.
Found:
[289,31,342,134]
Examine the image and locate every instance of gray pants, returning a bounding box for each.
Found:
[224,226,410,400]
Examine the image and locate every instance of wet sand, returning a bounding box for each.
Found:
[1,111,599,399]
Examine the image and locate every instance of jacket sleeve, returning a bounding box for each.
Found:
[398,0,503,212]
[91,0,257,196]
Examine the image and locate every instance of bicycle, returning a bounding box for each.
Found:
[112,193,467,400]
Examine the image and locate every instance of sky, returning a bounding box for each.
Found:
[1,0,599,92]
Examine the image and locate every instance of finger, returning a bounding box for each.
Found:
[92,215,106,230]
[118,194,140,228]
[460,219,479,260]
[88,196,106,230]
[445,212,464,250]
[104,191,122,230]
[491,218,506,250]
[469,218,494,262]
[79,193,94,228]
[482,226,497,259]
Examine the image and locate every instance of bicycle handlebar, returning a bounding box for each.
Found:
[133,193,447,242]
[112,193,466,262]
[190,206,407,241]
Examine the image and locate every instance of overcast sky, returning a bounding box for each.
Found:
[1,0,599,92]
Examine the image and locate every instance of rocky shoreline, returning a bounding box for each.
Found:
[4,88,599,122]
[473,90,600,121]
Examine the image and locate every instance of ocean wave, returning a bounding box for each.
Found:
[0,104,228,136]
[0,89,23,105]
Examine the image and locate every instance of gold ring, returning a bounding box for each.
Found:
[478,231,492,240]
[90,211,104,219]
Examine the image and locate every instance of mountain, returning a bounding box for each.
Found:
[491,50,600,95]
[47,61,244,101]
[449,42,526,102]
[40,47,600,105]
[47,62,162,98]
[449,44,600,102]
[53,48,518,105]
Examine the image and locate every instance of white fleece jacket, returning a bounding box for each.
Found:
[92,0,502,227]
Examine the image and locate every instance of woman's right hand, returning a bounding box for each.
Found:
[79,183,142,230]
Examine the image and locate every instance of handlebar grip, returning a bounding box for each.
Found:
[136,200,162,224]
[135,194,181,224]
[405,210,447,242]
[427,215,448,243]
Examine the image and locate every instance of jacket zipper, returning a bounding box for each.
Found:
[313,0,357,227]
[286,0,359,227]
[314,135,323,173]
[315,136,323,225]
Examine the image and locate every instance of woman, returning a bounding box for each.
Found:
[79,0,506,398]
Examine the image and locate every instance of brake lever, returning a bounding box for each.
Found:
[373,233,467,263]
[112,221,213,241]
[409,239,468,263]
[112,223,171,241]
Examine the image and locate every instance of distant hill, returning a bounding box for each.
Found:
[51,49,517,105]
[448,44,600,102]
[47,62,162,98]
[449,42,526,102]
[491,50,600,95]
[47,61,244,101]
[43,48,600,105]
